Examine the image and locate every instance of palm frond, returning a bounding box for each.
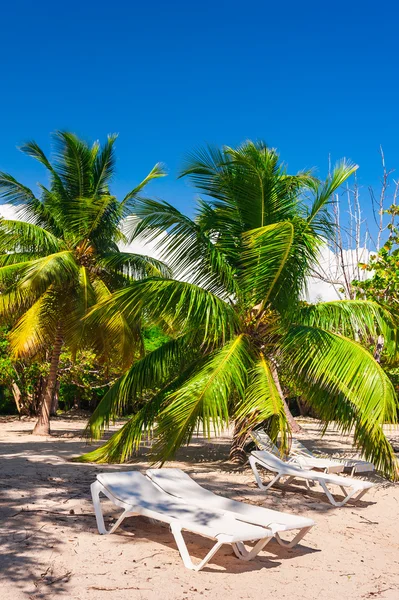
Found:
[62,266,97,354]
[180,142,313,231]
[0,172,37,205]
[78,389,167,463]
[281,324,398,477]
[85,334,196,440]
[0,286,40,322]
[239,221,294,306]
[0,252,44,267]
[0,219,65,254]
[19,251,79,295]
[92,133,118,195]
[87,278,238,346]
[60,195,120,241]
[307,160,358,231]
[234,354,288,445]
[19,140,69,205]
[152,334,252,461]
[0,259,36,284]
[8,290,58,357]
[121,163,166,211]
[124,197,237,296]
[52,131,94,199]
[99,251,172,279]
[87,278,142,368]
[225,142,314,229]
[0,173,46,224]
[297,300,398,360]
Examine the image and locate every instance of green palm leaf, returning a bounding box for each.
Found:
[281,324,398,476]
[87,278,140,368]
[235,354,287,445]
[8,290,58,357]
[92,133,118,195]
[87,278,238,346]
[121,163,166,211]
[99,251,172,279]
[0,219,65,254]
[152,334,252,461]
[297,300,398,360]
[52,131,95,199]
[85,334,196,440]
[239,222,294,306]
[78,390,167,463]
[125,197,237,296]
[19,251,79,294]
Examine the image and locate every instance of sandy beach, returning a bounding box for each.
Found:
[1,417,398,600]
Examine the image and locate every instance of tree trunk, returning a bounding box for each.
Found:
[50,381,60,416]
[11,382,22,414]
[373,335,384,363]
[73,391,81,410]
[32,328,63,436]
[270,363,303,434]
[229,419,249,463]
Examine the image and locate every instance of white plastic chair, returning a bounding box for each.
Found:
[249,450,374,507]
[251,431,345,474]
[147,467,315,549]
[91,470,275,571]
[291,439,375,476]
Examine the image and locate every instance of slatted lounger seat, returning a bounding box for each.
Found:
[249,450,374,507]
[91,471,276,571]
[147,468,315,548]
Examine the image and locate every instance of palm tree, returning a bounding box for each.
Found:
[82,141,398,477]
[0,131,169,435]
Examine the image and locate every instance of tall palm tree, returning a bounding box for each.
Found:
[82,141,398,478]
[0,131,169,435]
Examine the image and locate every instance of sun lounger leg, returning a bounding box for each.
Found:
[275,526,312,549]
[319,481,369,507]
[318,480,344,506]
[91,481,129,535]
[232,537,272,561]
[249,457,281,491]
[352,489,369,502]
[170,525,224,571]
[304,478,316,490]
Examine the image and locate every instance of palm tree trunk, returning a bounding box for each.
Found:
[32,328,63,436]
[11,382,22,414]
[50,381,60,416]
[229,419,249,463]
[270,363,303,434]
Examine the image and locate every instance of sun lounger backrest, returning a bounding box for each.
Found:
[147,468,212,504]
[96,471,185,509]
[250,431,280,455]
[147,468,316,530]
[291,439,314,457]
[251,450,299,471]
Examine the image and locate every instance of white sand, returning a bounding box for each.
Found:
[1,417,399,600]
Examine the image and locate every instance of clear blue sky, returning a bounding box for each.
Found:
[0,0,398,232]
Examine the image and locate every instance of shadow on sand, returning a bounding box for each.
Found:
[0,419,384,597]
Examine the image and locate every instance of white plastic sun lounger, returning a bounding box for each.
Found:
[147,468,315,549]
[91,471,274,571]
[249,451,374,507]
[251,431,345,474]
[291,439,375,477]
